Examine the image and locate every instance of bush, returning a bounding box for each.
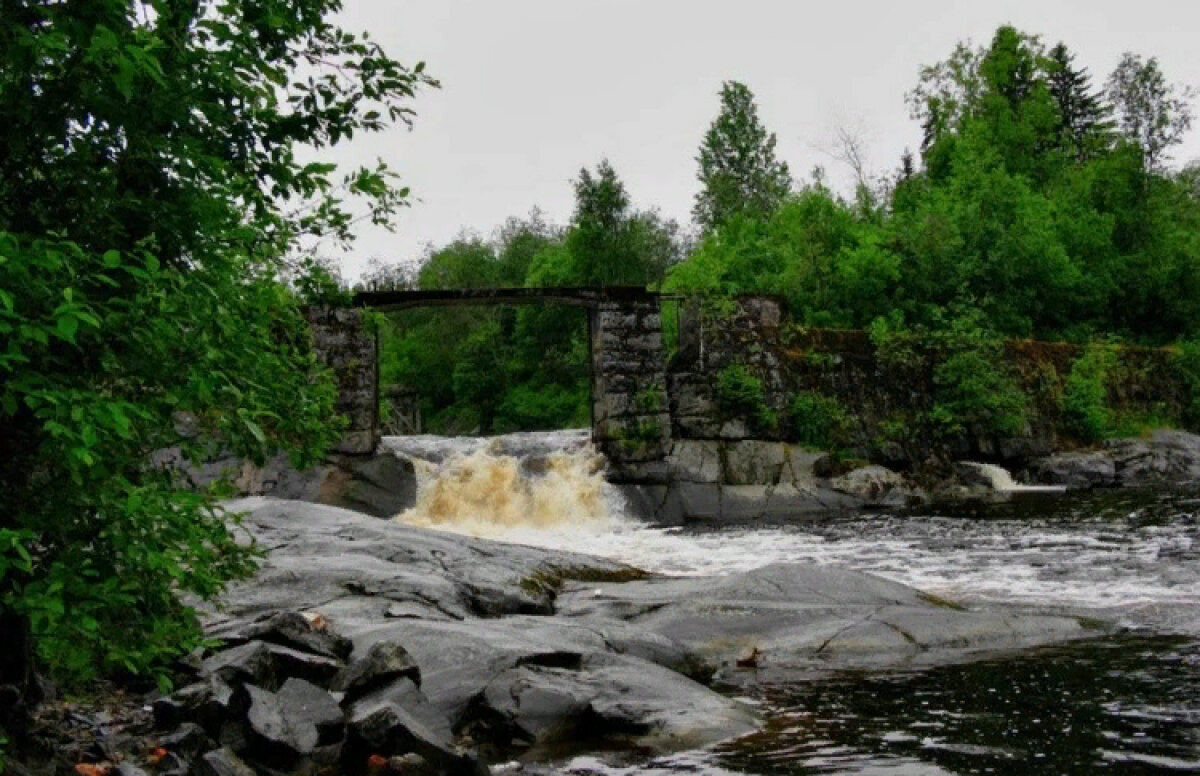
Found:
[1063,342,1118,442]
[715,363,777,431]
[1174,340,1200,430]
[787,392,850,449]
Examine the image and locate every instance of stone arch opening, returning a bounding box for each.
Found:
[307,287,674,464]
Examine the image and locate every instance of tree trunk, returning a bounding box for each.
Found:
[0,609,36,735]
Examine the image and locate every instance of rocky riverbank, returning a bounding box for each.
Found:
[7,497,1113,776]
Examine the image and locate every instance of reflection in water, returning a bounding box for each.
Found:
[715,635,1200,775]
[549,489,1200,776]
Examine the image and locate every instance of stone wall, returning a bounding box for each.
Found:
[304,306,378,455]
[589,299,672,463]
[664,296,1193,464]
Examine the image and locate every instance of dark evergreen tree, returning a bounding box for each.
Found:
[1046,42,1114,161]
[693,81,792,232]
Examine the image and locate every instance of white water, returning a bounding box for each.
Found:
[959,460,1067,493]
[388,432,1200,632]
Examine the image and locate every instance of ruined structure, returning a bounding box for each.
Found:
[342,287,672,464]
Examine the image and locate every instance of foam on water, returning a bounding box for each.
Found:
[388,432,1200,630]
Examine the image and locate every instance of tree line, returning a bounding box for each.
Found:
[372,25,1200,436]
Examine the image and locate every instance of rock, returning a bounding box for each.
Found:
[334,641,422,699]
[830,465,910,506]
[346,678,483,776]
[1028,430,1200,489]
[557,562,1095,673]
[198,747,257,776]
[276,678,345,746]
[1027,450,1117,489]
[202,642,274,689]
[388,752,435,775]
[159,721,213,759]
[1109,430,1200,485]
[237,611,353,661]
[664,440,722,483]
[113,764,151,776]
[263,643,343,688]
[470,657,758,758]
[243,683,318,768]
[722,441,788,485]
[186,497,1107,769]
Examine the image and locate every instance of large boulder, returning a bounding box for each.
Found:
[557,563,1095,675]
[1028,430,1200,489]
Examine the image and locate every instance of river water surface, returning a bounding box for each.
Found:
[390,434,1200,775]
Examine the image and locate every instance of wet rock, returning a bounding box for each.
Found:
[238,611,354,661]
[198,747,257,776]
[201,642,275,690]
[263,643,343,689]
[114,763,151,776]
[1027,450,1117,489]
[159,721,213,759]
[334,641,422,699]
[1109,430,1200,485]
[276,678,345,746]
[346,678,483,775]
[243,683,318,768]
[557,562,1094,673]
[830,465,910,506]
[388,752,436,775]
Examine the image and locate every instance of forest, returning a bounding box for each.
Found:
[367,26,1200,438]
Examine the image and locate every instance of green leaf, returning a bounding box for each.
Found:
[56,314,78,343]
[102,250,121,268]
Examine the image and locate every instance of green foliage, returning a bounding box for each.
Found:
[929,345,1026,437]
[1063,342,1118,442]
[715,364,777,431]
[787,392,849,450]
[0,1,431,683]
[694,81,792,232]
[1172,340,1200,429]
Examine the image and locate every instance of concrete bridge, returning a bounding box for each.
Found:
[307,287,675,463]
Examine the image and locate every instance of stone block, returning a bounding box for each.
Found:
[665,440,722,483]
[722,440,787,486]
[334,431,379,456]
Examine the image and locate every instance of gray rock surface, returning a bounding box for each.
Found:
[557,562,1093,677]
[830,464,914,507]
[167,497,1108,773]
[1028,430,1200,489]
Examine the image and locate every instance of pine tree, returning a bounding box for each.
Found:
[1046,42,1114,161]
[693,81,792,232]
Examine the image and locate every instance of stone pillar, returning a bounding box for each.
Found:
[589,298,672,463]
[304,306,379,455]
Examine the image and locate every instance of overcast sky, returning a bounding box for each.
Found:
[323,0,1200,281]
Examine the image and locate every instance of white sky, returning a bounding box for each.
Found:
[324,0,1200,281]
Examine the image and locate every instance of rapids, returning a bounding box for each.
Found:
[387,431,1200,775]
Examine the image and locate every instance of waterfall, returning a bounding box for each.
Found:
[385,430,622,537]
[960,461,1066,493]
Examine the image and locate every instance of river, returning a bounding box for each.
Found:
[390,433,1200,775]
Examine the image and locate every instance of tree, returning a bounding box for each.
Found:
[1045,42,1113,161]
[564,160,682,287]
[693,81,792,232]
[1106,53,1196,170]
[0,0,434,713]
